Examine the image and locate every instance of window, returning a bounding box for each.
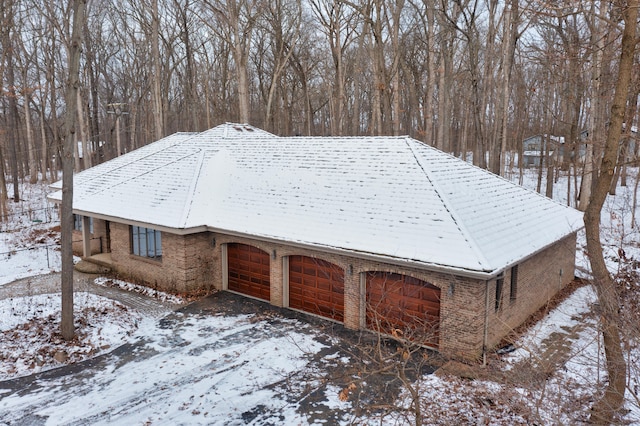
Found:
[73,215,93,233]
[495,274,504,311]
[510,265,518,302]
[131,226,162,259]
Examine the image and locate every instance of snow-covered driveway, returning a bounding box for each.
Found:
[0,302,348,425]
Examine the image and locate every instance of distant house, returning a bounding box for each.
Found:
[522,134,572,167]
[49,123,583,361]
[522,132,600,168]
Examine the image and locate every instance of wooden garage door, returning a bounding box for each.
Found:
[289,256,344,322]
[366,272,440,347]
[227,243,270,301]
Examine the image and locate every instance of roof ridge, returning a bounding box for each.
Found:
[179,149,207,228]
[404,138,493,271]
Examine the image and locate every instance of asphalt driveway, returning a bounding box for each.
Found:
[0,285,438,425]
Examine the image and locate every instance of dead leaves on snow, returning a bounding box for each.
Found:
[338,382,357,401]
[0,302,135,380]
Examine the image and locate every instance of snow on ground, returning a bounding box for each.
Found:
[501,285,599,371]
[0,181,61,286]
[0,310,330,425]
[0,292,149,381]
[1,169,640,424]
[0,243,60,286]
[381,282,639,425]
[509,166,640,277]
[94,277,186,304]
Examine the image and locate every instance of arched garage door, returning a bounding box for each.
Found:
[289,256,344,322]
[227,243,270,301]
[366,272,440,348]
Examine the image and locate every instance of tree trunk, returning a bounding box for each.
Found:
[0,147,7,221]
[2,1,21,202]
[422,0,435,145]
[23,91,38,183]
[77,90,91,170]
[389,0,404,136]
[151,0,164,140]
[48,34,60,183]
[632,166,640,228]
[585,0,637,422]
[39,101,49,180]
[497,0,518,176]
[236,45,251,124]
[83,16,100,160]
[579,0,607,211]
[545,153,554,199]
[61,0,86,341]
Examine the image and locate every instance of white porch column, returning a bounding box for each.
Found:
[81,216,91,258]
[221,243,228,290]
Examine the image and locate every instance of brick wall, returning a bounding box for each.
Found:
[485,233,577,349]
[109,223,214,294]
[71,217,108,256]
[105,224,577,362]
[209,233,486,360]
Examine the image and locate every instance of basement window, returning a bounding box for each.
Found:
[131,226,162,260]
[495,273,504,311]
[510,265,519,302]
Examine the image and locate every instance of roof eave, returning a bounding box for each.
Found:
[54,210,580,282]
[61,209,209,235]
[203,225,497,280]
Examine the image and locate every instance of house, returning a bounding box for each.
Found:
[48,123,583,361]
[522,133,590,167]
[522,134,565,167]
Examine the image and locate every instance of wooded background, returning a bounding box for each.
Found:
[0,0,638,211]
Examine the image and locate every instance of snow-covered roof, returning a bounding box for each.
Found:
[523,134,565,145]
[49,123,583,277]
[523,150,554,157]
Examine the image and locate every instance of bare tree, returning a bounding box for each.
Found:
[150,0,164,139]
[61,0,86,341]
[2,0,21,201]
[258,0,302,132]
[310,0,357,136]
[202,0,265,124]
[584,0,638,422]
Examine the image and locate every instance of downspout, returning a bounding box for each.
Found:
[482,279,491,366]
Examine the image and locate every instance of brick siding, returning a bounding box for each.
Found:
[103,223,577,361]
[71,217,108,256]
[484,233,577,350]
[108,223,214,294]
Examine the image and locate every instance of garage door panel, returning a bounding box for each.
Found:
[366,272,440,348]
[250,266,266,275]
[422,301,440,312]
[227,243,270,301]
[302,277,316,287]
[316,279,332,291]
[316,292,332,303]
[404,300,424,313]
[289,256,344,322]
